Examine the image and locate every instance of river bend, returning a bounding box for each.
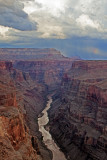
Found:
[38,96,66,160]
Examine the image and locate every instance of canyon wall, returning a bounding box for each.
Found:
[0,48,76,160]
[0,48,77,87]
[1,49,106,160]
[14,60,73,87]
[0,61,52,160]
[0,61,39,160]
[0,49,75,160]
[48,60,107,160]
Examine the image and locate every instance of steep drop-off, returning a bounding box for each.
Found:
[48,60,107,160]
[38,96,66,160]
[0,49,76,160]
[0,50,107,160]
[0,61,53,160]
[14,60,73,87]
[0,61,39,160]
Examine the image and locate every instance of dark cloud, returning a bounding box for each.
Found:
[0,35,107,60]
[0,0,37,31]
[0,0,106,60]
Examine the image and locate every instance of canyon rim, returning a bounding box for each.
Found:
[0,49,107,160]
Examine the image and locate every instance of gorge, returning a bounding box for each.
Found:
[0,48,107,160]
[38,96,66,160]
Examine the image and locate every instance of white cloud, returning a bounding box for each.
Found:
[0,0,107,40]
[0,26,9,37]
[35,0,66,16]
[76,14,100,29]
[24,0,107,39]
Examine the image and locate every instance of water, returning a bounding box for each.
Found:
[38,96,67,160]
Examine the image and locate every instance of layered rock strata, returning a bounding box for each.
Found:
[48,60,107,160]
[14,60,73,87]
[0,61,52,160]
[0,48,64,60]
[0,61,38,160]
[0,48,76,160]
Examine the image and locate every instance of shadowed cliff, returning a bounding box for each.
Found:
[48,60,107,160]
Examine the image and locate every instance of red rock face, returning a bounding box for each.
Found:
[0,60,53,160]
[72,60,107,70]
[0,61,39,160]
[48,60,107,160]
[87,86,107,107]
[7,117,26,148]
[0,61,13,70]
[15,60,73,86]
[0,55,107,160]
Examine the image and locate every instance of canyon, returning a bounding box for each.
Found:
[48,60,107,160]
[38,96,66,160]
[0,48,107,160]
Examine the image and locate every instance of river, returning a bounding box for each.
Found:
[38,96,67,160]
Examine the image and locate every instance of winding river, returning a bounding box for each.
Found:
[38,96,66,160]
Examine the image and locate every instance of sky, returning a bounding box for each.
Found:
[0,0,107,59]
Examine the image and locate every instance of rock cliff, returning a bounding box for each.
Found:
[48,60,107,160]
[0,48,77,160]
[14,60,73,87]
[0,50,106,160]
[0,48,65,60]
[0,51,74,160]
[0,61,38,160]
[0,61,52,160]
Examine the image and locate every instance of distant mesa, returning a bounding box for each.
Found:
[0,48,64,61]
[0,48,80,61]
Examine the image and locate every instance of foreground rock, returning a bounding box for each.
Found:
[0,61,38,160]
[48,60,107,160]
[0,61,52,160]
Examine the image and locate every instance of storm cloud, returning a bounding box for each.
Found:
[0,0,37,31]
[0,0,106,59]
